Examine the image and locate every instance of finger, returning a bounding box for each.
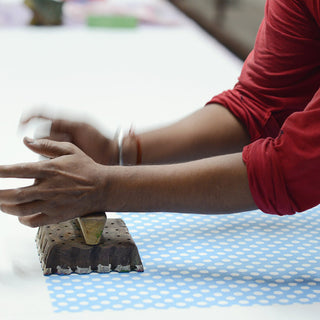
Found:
[23,137,78,158]
[19,213,58,228]
[1,200,45,216]
[0,186,39,204]
[19,214,44,228]
[0,162,46,179]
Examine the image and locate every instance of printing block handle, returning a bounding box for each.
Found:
[77,212,107,245]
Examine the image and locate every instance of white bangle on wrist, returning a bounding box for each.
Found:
[115,127,124,166]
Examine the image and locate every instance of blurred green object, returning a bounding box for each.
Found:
[24,0,64,25]
[87,15,138,28]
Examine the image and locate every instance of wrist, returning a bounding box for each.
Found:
[99,165,137,212]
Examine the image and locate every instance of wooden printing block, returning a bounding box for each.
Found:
[36,218,144,275]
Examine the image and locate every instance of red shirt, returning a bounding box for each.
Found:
[209,0,320,215]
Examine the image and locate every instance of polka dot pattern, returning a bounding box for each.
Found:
[47,208,320,312]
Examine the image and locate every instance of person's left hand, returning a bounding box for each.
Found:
[20,114,119,165]
[0,137,108,227]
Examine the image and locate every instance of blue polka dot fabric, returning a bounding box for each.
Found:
[47,208,320,312]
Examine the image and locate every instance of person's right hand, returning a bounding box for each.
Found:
[21,114,119,165]
[0,137,113,227]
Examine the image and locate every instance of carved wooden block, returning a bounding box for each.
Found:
[36,218,144,275]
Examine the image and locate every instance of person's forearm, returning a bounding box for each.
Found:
[102,152,257,214]
[122,104,250,165]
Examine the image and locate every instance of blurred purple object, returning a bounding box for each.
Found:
[0,3,32,26]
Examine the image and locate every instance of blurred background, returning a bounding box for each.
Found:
[0,0,266,60]
[169,0,265,60]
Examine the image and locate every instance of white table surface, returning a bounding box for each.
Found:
[0,0,319,319]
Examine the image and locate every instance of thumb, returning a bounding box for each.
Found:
[23,137,76,159]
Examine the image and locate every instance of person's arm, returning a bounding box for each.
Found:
[22,103,250,166]
[105,152,256,215]
[0,137,256,227]
[122,103,250,164]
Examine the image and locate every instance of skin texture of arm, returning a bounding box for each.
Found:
[1,103,255,227]
[0,137,257,227]
[107,153,257,215]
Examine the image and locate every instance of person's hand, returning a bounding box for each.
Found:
[21,114,119,165]
[0,137,109,227]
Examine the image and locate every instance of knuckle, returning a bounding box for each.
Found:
[61,141,75,153]
[42,160,56,171]
[15,204,26,216]
[38,138,53,152]
[15,188,26,202]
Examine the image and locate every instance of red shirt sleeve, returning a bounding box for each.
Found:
[243,87,320,215]
[208,1,320,215]
[236,0,320,118]
[208,0,320,144]
[239,0,320,215]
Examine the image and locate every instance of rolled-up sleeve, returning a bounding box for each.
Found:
[242,87,320,215]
